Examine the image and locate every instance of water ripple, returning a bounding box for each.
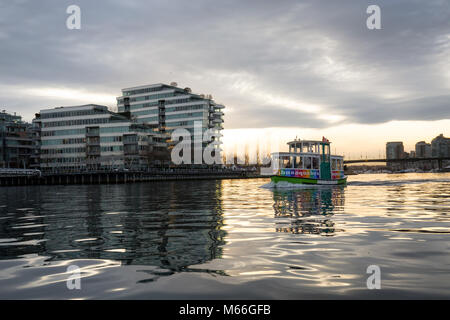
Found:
[0,173,449,298]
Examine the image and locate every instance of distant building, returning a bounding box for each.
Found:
[409,151,416,158]
[36,104,169,173]
[30,115,42,170]
[415,141,431,158]
[116,83,224,164]
[386,142,405,160]
[0,110,33,168]
[431,134,450,158]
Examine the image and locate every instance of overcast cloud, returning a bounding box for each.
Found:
[0,0,449,128]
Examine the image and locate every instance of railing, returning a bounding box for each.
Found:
[0,168,41,177]
[344,157,450,164]
[38,167,255,176]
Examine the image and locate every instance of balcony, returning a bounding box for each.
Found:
[86,126,100,137]
[87,151,100,156]
[123,134,138,145]
[86,132,99,137]
[86,137,100,145]
[86,146,100,156]
[124,146,138,155]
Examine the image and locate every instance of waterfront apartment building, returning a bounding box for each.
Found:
[0,111,33,168]
[386,142,405,160]
[30,116,42,170]
[116,83,224,164]
[415,141,432,158]
[36,104,168,173]
[431,134,450,158]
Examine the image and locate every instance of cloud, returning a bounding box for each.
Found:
[342,95,450,124]
[228,104,327,129]
[0,0,448,128]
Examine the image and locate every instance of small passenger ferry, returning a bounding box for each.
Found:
[270,137,347,185]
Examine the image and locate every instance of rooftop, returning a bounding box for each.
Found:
[39,104,109,113]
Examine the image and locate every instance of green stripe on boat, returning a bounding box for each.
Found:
[271,175,347,185]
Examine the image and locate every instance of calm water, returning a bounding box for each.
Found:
[0,173,449,299]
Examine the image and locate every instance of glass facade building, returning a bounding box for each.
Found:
[117,83,224,164]
[0,111,33,168]
[35,104,168,172]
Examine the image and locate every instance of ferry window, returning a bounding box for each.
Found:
[297,156,303,168]
[272,156,281,169]
[304,157,311,169]
[312,157,319,169]
[290,156,295,168]
[339,159,343,170]
[282,157,290,168]
[332,159,337,170]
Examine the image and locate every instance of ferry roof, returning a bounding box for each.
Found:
[272,151,343,159]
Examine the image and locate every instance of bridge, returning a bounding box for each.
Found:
[344,157,450,164]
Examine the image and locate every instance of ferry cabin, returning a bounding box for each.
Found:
[271,139,345,182]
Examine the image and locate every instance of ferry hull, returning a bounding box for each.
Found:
[271,175,347,185]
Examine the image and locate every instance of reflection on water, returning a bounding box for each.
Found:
[0,181,227,280]
[273,187,345,235]
[0,173,450,299]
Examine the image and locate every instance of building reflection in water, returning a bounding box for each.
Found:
[0,180,227,279]
[272,186,345,235]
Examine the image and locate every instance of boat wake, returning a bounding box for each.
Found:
[261,177,450,189]
[347,178,450,187]
[260,181,337,189]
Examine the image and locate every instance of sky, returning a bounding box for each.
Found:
[0,0,449,158]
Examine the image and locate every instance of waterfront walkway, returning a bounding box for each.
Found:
[0,169,266,186]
